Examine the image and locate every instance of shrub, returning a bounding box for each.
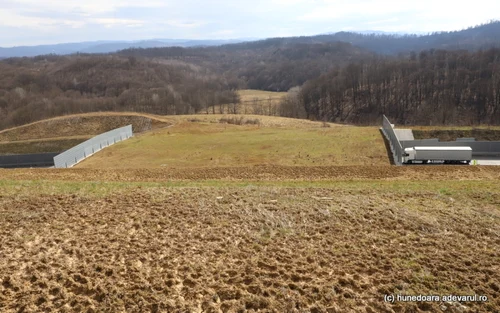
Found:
[219,116,261,126]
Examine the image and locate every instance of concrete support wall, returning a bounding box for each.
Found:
[381,115,403,165]
[53,125,133,168]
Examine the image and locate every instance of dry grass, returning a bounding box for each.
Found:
[1,111,498,312]
[237,89,287,104]
[0,112,172,155]
[0,137,89,155]
[0,112,341,157]
[1,165,500,183]
[0,112,335,144]
[0,180,498,312]
[0,112,171,142]
[412,128,500,141]
[411,125,500,131]
[166,114,339,128]
[75,119,387,169]
[206,89,287,115]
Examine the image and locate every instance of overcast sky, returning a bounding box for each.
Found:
[1,0,499,47]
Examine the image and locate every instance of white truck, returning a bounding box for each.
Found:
[402,146,472,164]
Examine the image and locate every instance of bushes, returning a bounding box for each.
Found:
[219,116,261,125]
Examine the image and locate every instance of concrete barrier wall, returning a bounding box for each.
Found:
[381,115,403,165]
[54,125,133,168]
[0,153,58,168]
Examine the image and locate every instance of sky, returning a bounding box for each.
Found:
[0,0,499,47]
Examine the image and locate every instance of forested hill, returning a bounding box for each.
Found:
[223,21,500,54]
[2,22,500,129]
[117,22,500,92]
[118,41,374,92]
[119,21,500,57]
[0,55,238,129]
[289,48,500,125]
[328,21,500,55]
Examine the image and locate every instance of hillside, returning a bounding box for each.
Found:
[0,39,249,58]
[0,138,88,155]
[0,55,238,130]
[74,115,389,168]
[0,112,171,155]
[0,112,171,142]
[294,48,500,125]
[2,22,500,129]
[118,41,374,91]
[118,22,500,92]
[322,21,500,54]
[0,113,332,156]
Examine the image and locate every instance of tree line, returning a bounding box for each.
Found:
[2,21,500,129]
[118,40,373,92]
[0,55,239,129]
[282,48,500,125]
[118,21,500,93]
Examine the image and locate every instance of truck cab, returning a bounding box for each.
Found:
[403,148,416,164]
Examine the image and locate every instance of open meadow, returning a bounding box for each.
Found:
[206,90,287,115]
[0,114,499,313]
[76,117,387,169]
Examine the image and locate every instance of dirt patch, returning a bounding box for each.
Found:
[1,165,500,182]
[0,187,498,312]
[413,129,500,141]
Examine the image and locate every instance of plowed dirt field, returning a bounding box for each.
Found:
[2,165,500,182]
[0,169,499,312]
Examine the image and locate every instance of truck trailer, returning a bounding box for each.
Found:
[402,146,472,164]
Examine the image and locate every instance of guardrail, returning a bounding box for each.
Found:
[54,125,133,168]
[381,115,403,165]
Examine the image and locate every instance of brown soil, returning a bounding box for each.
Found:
[0,187,498,312]
[1,165,500,182]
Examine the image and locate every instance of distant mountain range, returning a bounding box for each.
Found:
[0,39,253,58]
[354,30,427,36]
[2,21,500,59]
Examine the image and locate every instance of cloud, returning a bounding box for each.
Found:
[3,0,168,15]
[0,0,499,46]
[159,20,206,29]
[90,18,145,28]
[0,8,56,29]
[297,0,500,32]
[298,0,407,21]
